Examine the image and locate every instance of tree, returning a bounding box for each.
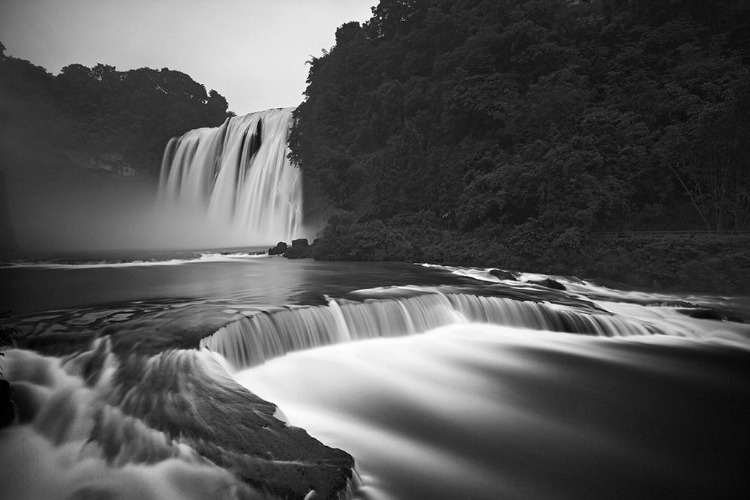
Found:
[290,0,750,248]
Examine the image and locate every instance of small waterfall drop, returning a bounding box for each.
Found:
[201,290,665,370]
[158,108,303,246]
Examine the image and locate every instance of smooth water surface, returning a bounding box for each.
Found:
[0,252,476,314]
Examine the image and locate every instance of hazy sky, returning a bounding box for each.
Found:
[0,0,377,115]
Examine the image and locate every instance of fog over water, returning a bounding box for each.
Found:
[3,108,307,254]
[5,165,281,254]
[6,167,162,252]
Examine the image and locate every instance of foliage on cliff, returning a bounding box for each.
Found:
[290,0,750,246]
[0,42,230,176]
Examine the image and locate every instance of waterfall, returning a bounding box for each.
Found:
[201,290,666,370]
[158,108,303,245]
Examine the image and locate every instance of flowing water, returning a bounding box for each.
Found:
[2,256,749,500]
[237,324,750,500]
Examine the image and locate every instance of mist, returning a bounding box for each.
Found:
[3,163,280,255]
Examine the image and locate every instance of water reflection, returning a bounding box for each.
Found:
[0,257,476,313]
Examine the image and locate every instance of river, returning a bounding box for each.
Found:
[1,252,749,499]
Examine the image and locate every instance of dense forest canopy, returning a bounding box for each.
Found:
[0,42,230,176]
[289,0,750,240]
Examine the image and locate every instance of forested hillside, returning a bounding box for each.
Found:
[0,42,230,177]
[290,0,750,292]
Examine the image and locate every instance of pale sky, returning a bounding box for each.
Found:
[0,0,377,115]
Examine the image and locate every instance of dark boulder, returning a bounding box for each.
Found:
[681,308,725,321]
[675,307,744,323]
[489,269,516,281]
[283,247,307,259]
[0,379,13,429]
[267,242,288,255]
[529,278,566,291]
[283,238,311,259]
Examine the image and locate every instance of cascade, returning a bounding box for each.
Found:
[158,108,303,245]
[201,290,666,370]
[0,341,352,500]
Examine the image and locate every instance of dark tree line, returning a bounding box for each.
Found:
[290,0,750,244]
[0,42,230,176]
